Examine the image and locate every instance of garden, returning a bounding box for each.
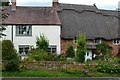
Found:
[1,34,120,77]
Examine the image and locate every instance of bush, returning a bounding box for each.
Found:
[57,54,67,61]
[28,48,58,61]
[2,40,20,71]
[5,59,19,72]
[96,58,120,74]
[2,40,14,60]
[66,44,75,58]
[36,34,49,51]
[96,43,112,58]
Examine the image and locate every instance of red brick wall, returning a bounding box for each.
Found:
[61,39,119,56]
[61,39,77,54]
[105,40,119,56]
[61,39,72,54]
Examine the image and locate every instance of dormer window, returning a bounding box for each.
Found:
[94,38,102,44]
[113,39,120,45]
[16,25,32,36]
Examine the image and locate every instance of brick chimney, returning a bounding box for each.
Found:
[11,0,16,11]
[52,0,59,8]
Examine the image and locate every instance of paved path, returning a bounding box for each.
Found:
[1,77,120,80]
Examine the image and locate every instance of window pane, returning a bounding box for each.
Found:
[19,45,30,55]
[16,25,32,36]
[47,45,57,53]
[117,39,119,44]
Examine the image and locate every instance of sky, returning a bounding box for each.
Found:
[10,0,120,10]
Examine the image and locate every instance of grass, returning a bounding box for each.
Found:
[2,70,120,77]
[2,70,84,77]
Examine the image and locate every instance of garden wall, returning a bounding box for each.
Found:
[21,61,96,71]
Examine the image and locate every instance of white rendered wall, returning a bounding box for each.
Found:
[3,25,61,55]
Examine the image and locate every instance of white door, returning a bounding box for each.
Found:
[85,50,92,61]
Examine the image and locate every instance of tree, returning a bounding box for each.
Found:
[36,33,49,51]
[0,0,9,38]
[66,44,75,58]
[2,40,20,71]
[75,33,87,62]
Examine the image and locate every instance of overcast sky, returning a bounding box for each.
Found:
[12,0,120,10]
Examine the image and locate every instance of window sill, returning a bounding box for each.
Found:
[113,44,120,45]
[16,35,32,37]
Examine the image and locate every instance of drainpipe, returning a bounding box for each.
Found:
[11,25,13,42]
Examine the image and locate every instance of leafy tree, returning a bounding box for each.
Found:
[2,40,20,71]
[36,33,49,51]
[66,44,75,58]
[0,0,9,38]
[75,33,87,62]
[0,41,1,73]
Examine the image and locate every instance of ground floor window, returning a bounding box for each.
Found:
[94,38,102,44]
[113,39,120,45]
[19,45,30,55]
[47,45,57,53]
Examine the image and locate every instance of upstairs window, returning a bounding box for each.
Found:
[16,25,32,36]
[113,39,120,45]
[73,37,77,44]
[94,38,102,44]
[47,45,57,53]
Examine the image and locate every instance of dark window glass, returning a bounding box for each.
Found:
[19,45,29,55]
[47,45,57,53]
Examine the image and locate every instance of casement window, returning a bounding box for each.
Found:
[73,37,77,44]
[113,39,120,45]
[94,38,102,44]
[19,45,30,55]
[47,45,57,53]
[16,25,32,36]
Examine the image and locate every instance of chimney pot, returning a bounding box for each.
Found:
[12,0,16,11]
[52,0,59,8]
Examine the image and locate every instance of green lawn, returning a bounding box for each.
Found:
[2,70,120,77]
[2,70,84,77]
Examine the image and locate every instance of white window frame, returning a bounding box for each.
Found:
[113,39,120,45]
[19,45,30,56]
[73,37,77,44]
[16,25,32,36]
[47,45,57,53]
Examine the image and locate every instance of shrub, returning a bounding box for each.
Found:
[57,54,67,61]
[5,59,19,72]
[28,48,58,61]
[2,40,14,60]
[2,40,20,71]
[75,33,87,62]
[36,34,49,51]
[66,44,75,58]
[96,43,112,59]
[96,58,120,74]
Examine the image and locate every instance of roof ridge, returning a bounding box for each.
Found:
[16,6,52,8]
[59,3,95,7]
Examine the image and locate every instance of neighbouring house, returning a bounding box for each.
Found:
[2,0,120,60]
[2,0,61,59]
[56,3,120,60]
